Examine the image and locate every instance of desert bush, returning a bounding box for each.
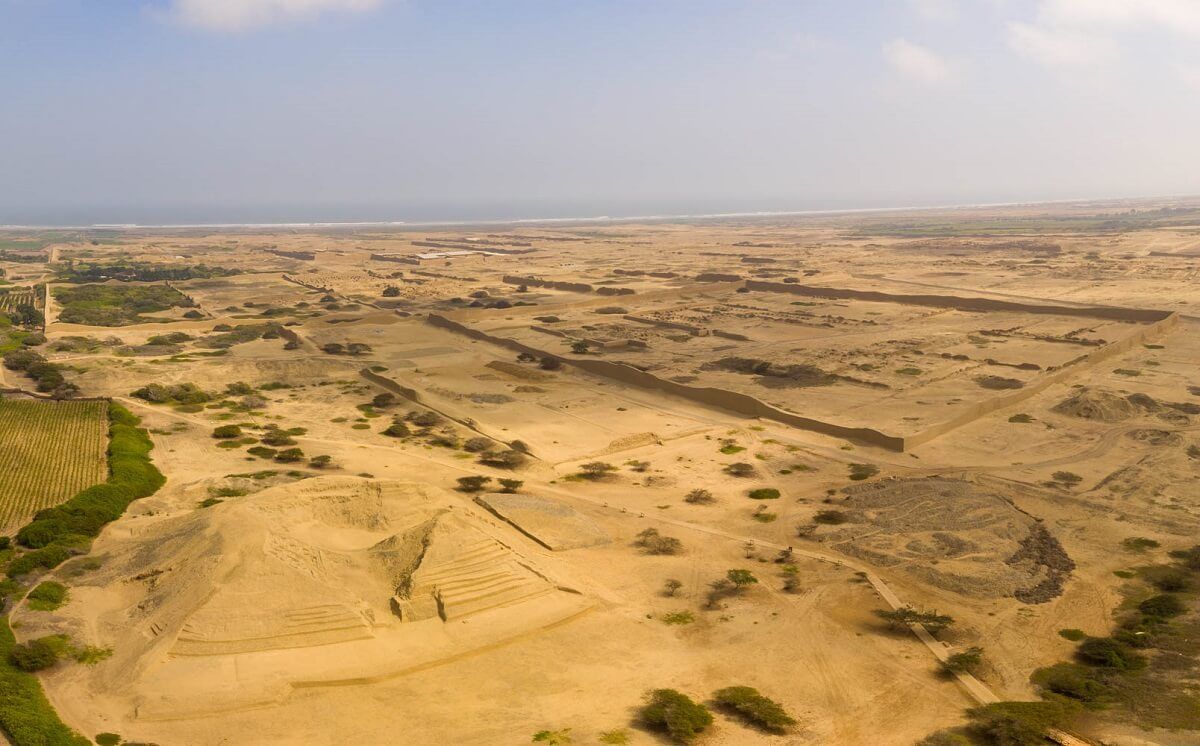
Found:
[457,475,491,492]
[247,446,277,459]
[463,436,493,452]
[372,393,397,409]
[635,528,683,555]
[480,449,526,469]
[274,448,305,463]
[813,509,849,525]
[1052,471,1082,486]
[941,647,983,675]
[712,686,796,733]
[916,730,971,746]
[1141,564,1191,592]
[1138,593,1186,620]
[663,578,683,597]
[9,637,61,672]
[1122,537,1160,552]
[965,700,1077,746]
[25,582,68,611]
[578,461,616,479]
[726,568,758,590]
[747,488,780,500]
[1031,662,1109,705]
[640,689,712,743]
[539,357,562,370]
[848,463,878,481]
[409,410,442,428]
[211,424,242,439]
[1076,637,1145,670]
[684,489,715,504]
[569,341,590,354]
[723,462,756,477]
[382,422,411,438]
[875,606,955,634]
[498,478,523,493]
[309,455,334,469]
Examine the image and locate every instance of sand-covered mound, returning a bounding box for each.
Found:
[822,477,1073,602]
[24,476,589,721]
[1052,388,1139,421]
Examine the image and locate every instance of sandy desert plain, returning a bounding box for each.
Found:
[1,199,1200,746]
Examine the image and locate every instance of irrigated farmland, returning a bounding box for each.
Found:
[0,398,108,531]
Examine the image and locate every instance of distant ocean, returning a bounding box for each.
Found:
[0,196,1088,230]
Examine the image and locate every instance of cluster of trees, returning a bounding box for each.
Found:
[2,349,77,398]
[54,284,193,326]
[705,569,758,609]
[875,606,955,634]
[131,382,210,405]
[456,475,523,493]
[634,528,682,555]
[321,342,372,356]
[56,261,239,284]
[640,685,796,742]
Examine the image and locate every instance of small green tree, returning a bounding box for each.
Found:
[382,422,411,438]
[274,448,305,463]
[457,475,492,493]
[712,686,797,733]
[579,461,617,479]
[212,424,242,439]
[640,689,712,743]
[498,478,523,493]
[570,340,590,354]
[727,569,758,591]
[941,647,983,675]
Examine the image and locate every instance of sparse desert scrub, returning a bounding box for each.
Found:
[634,528,683,555]
[712,686,797,733]
[577,461,616,480]
[456,475,491,492]
[723,462,756,477]
[684,488,715,504]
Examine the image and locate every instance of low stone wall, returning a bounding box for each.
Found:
[428,307,1180,452]
[623,315,703,335]
[503,276,593,293]
[425,314,907,451]
[744,280,1174,323]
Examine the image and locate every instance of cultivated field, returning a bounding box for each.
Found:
[0,398,108,531]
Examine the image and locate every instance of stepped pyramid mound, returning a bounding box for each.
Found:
[44,476,590,719]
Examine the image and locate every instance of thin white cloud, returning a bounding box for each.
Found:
[1037,0,1200,38]
[882,38,955,86]
[1008,0,1200,70]
[166,0,384,32]
[910,0,957,22]
[1006,21,1116,67]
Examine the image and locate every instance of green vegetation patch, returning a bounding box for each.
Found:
[25,582,67,611]
[54,284,193,326]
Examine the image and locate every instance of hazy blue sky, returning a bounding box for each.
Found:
[3,0,1199,224]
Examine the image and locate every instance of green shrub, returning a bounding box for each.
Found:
[941,647,983,675]
[211,424,242,439]
[966,700,1077,746]
[95,733,121,746]
[1058,628,1086,641]
[640,689,712,743]
[747,488,780,500]
[8,637,59,673]
[848,463,878,481]
[1077,637,1145,670]
[713,686,796,733]
[1031,663,1109,706]
[25,582,67,611]
[1138,594,1186,620]
[0,619,88,744]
